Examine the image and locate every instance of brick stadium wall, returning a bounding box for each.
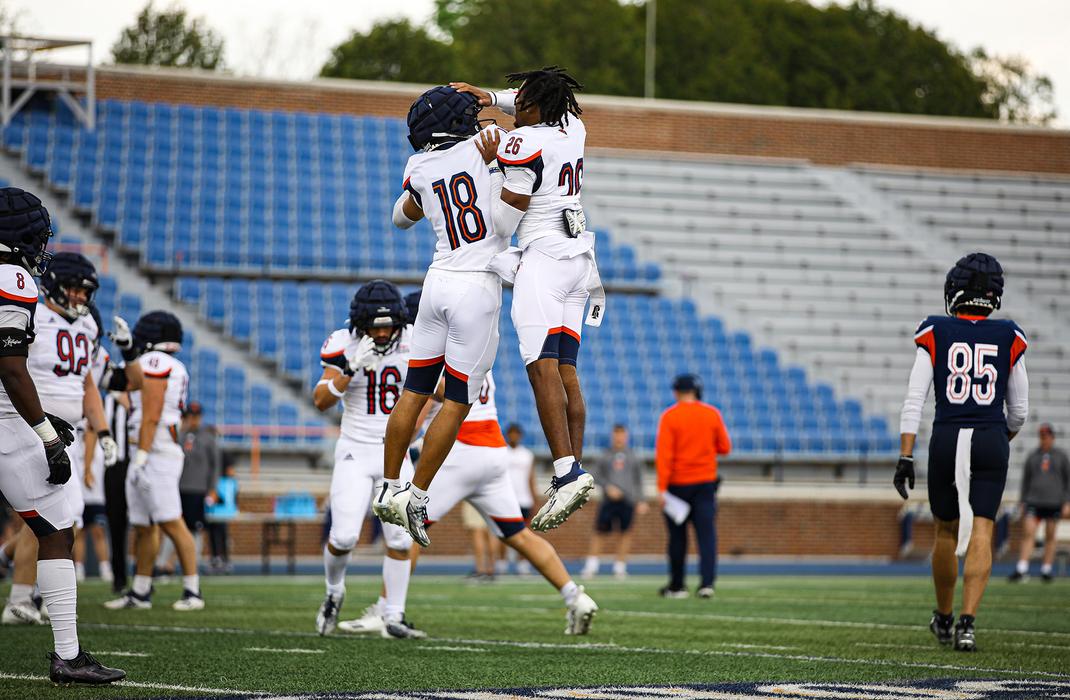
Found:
[95,66,1070,174]
[227,494,1030,559]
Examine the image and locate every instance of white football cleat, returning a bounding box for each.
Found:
[338,602,386,634]
[2,600,44,625]
[372,483,404,527]
[388,486,430,547]
[104,591,152,610]
[172,589,205,611]
[316,591,344,636]
[532,464,594,532]
[565,586,598,635]
[381,613,427,639]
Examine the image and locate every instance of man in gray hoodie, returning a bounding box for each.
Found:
[178,403,222,551]
[1010,423,1070,583]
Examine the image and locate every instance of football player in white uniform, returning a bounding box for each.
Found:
[0,188,125,684]
[452,68,600,532]
[375,86,513,547]
[4,253,124,623]
[312,280,418,636]
[105,311,204,612]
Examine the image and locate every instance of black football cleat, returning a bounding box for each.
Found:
[1041,572,1054,583]
[953,614,977,652]
[1007,570,1028,583]
[49,649,126,685]
[929,610,954,645]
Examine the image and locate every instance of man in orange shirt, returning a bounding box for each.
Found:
[655,374,731,599]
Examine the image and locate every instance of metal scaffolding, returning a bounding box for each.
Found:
[1,35,94,129]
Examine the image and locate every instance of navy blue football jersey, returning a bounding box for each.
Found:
[914,315,1027,427]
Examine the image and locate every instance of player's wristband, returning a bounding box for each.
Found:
[32,418,59,444]
[326,377,346,398]
[97,429,112,440]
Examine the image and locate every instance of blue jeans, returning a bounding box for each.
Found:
[665,481,718,590]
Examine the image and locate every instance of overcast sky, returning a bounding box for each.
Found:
[9,0,1070,126]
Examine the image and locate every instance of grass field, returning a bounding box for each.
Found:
[1,573,1069,699]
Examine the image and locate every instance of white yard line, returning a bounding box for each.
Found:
[0,671,261,695]
[245,647,325,654]
[94,650,152,657]
[417,645,490,653]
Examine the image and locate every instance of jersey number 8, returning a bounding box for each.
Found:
[432,172,487,250]
[946,342,998,406]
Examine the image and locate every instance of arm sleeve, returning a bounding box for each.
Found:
[501,165,538,197]
[655,413,674,493]
[392,191,419,229]
[1006,359,1029,433]
[490,89,517,115]
[899,347,934,435]
[0,308,31,357]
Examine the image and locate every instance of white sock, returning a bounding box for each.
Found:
[38,559,79,660]
[99,561,113,580]
[74,561,86,582]
[560,580,579,605]
[0,546,10,567]
[584,556,599,571]
[613,560,627,575]
[324,545,348,597]
[552,457,576,479]
[9,583,33,605]
[376,595,387,610]
[382,555,412,618]
[386,478,402,493]
[1041,563,1053,575]
[182,574,200,595]
[132,574,152,597]
[1017,560,1029,575]
[409,485,428,505]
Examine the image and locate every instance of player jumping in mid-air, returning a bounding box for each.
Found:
[374,85,511,546]
[452,67,602,532]
[0,187,125,684]
[106,311,205,612]
[896,252,1029,652]
[311,279,421,638]
[3,253,130,625]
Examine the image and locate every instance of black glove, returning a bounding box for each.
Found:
[42,413,75,486]
[893,456,915,500]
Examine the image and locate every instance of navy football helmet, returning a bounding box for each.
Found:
[672,373,704,400]
[41,252,98,320]
[406,86,481,151]
[404,289,422,326]
[349,280,406,355]
[945,252,1004,315]
[0,187,54,275]
[133,311,183,354]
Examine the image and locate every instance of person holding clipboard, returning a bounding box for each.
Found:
[655,374,732,599]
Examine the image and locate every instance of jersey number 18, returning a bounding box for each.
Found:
[432,172,487,250]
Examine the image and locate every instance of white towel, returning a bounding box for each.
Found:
[954,427,975,557]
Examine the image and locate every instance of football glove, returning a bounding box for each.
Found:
[893,456,915,500]
[98,430,119,467]
[129,448,153,498]
[32,413,75,486]
[345,335,381,376]
[109,315,139,361]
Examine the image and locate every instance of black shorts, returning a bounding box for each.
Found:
[596,499,635,533]
[520,507,532,523]
[1026,504,1062,521]
[180,492,206,532]
[927,423,1009,522]
[82,503,107,527]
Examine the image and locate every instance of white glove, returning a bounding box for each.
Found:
[345,336,381,375]
[109,316,132,350]
[100,435,119,467]
[129,448,152,497]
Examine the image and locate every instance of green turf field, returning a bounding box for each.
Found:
[1,574,1068,699]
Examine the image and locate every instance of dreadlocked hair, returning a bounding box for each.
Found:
[506,66,583,128]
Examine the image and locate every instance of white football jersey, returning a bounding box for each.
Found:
[27,304,99,426]
[465,370,499,423]
[497,116,587,252]
[0,263,38,420]
[402,126,508,273]
[129,350,188,455]
[505,443,536,509]
[320,328,411,443]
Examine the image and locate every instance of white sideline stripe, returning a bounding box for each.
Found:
[245,647,325,654]
[860,641,1070,651]
[0,671,260,695]
[418,645,490,653]
[78,622,1070,681]
[95,650,151,657]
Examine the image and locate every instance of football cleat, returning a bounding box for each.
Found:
[387,487,430,547]
[659,586,689,599]
[565,586,598,635]
[104,591,152,610]
[1041,572,1055,583]
[32,591,50,622]
[531,463,594,532]
[1007,571,1028,583]
[2,600,44,625]
[338,602,386,634]
[381,614,427,639]
[172,589,205,611]
[316,591,344,636]
[696,586,715,599]
[372,483,404,527]
[49,649,126,685]
[954,615,977,652]
[930,610,954,645]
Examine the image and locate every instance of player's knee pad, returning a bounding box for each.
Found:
[328,530,359,552]
[383,523,413,551]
